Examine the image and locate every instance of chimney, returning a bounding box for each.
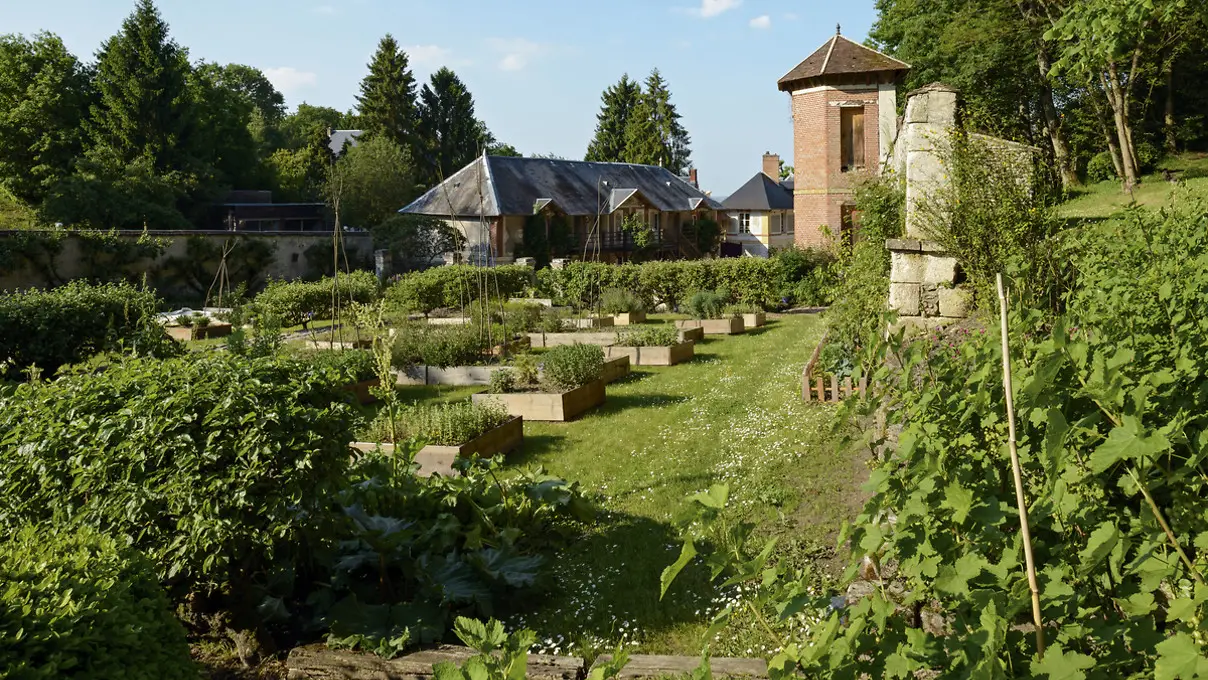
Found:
[688,168,698,188]
[762,152,780,180]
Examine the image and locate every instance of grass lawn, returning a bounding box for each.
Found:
[1059,152,1208,220]
[383,314,866,658]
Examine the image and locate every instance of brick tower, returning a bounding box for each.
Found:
[777,27,909,247]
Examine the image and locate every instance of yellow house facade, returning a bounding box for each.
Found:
[722,166,796,258]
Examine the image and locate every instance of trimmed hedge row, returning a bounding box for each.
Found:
[254,271,380,326]
[0,526,197,680]
[0,353,357,599]
[0,281,176,380]
[383,264,533,315]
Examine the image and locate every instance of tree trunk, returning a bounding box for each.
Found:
[1090,91,1125,179]
[1035,45,1080,190]
[1103,65,1139,191]
[1165,61,1178,154]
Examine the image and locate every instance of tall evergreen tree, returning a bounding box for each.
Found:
[415,67,492,186]
[644,69,692,173]
[356,34,418,152]
[585,75,642,162]
[0,32,93,206]
[87,0,199,173]
[623,97,663,167]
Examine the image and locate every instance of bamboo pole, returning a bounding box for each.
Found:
[997,273,1046,660]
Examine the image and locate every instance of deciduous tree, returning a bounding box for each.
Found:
[328,135,416,229]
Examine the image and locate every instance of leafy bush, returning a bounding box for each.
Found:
[298,349,378,383]
[0,525,197,680]
[511,353,540,385]
[0,353,357,599]
[254,271,380,326]
[541,344,603,391]
[0,280,178,380]
[1086,150,1117,182]
[488,368,516,394]
[599,287,646,315]
[684,290,729,320]
[391,323,488,368]
[773,246,838,306]
[536,307,567,333]
[365,400,512,446]
[501,302,544,336]
[384,265,531,316]
[724,302,761,315]
[1180,166,1208,180]
[615,325,680,347]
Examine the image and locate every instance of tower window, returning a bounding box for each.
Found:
[840,107,866,172]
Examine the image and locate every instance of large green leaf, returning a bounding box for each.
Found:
[1090,418,1170,474]
[1156,633,1208,680]
[1031,644,1096,680]
[659,539,697,600]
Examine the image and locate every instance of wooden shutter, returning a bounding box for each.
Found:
[852,110,865,169]
[840,109,854,171]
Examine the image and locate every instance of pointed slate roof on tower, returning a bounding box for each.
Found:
[777,31,910,91]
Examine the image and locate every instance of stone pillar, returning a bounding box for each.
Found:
[886,83,969,331]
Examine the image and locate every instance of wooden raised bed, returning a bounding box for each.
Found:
[801,331,868,403]
[528,331,618,348]
[678,326,705,344]
[741,312,767,329]
[564,316,615,330]
[613,311,647,325]
[394,365,505,386]
[676,317,745,335]
[472,379,605,422]
[605,342,695,366]
[600,355,631,384]
[167,322,232,342]
[426,316,471,326]
[342,378,380,404]
[288,644,583,680]
[349,416,523,477]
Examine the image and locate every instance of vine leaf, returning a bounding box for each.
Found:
[660,539,697,600]
[934,553,986,597]
[1090,418,1170,474]
[941,482,975,524]
[1155,632,1208,680]
[1078,522,1120,575]
[1031,644,1096,680]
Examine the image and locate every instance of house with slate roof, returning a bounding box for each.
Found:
[721,153,795,257]
[400,154,724,264]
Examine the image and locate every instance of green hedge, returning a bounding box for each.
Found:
[534,255,833,311]
[0,353,357,599]
[254,270,380,326]
[0,526,197,680]
[383,264,532,315]
[0,281,175,380]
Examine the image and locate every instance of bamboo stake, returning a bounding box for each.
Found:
[997,273,1046,660]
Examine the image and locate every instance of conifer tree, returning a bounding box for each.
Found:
[415,67,492,186]
[585,75,642,162]
[88,0,198,172]
[355,34,418,152]
[623,97,663,167]
[644,69,692,173]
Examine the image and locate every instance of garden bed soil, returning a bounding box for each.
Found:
[741,312,767,329]
[349,416,523,477]
[528,331,618,348]
[675,317,745,335]
[613,310,648,325]
[342,378,380,404]
[472,379,605,422]
[605,342,695,366]
[167,323,232,342]
[393,365,506,386]
[600,355,631,384]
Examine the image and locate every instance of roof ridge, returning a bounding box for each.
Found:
[819,35,839,75]
[837,34,912,69]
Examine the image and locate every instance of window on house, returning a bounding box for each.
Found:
[738,213,751,234]
[840,107,866,172]
[772,213,783,235]
[786,210,795,233]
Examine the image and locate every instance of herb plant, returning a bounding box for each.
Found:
[615,325,680,347]
[541,344,603,391]
[684,290,730,320]
[600,288,646,315]
[364,400,513,446]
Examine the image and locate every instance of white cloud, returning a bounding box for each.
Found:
[749,15,771,29]
[488,38,543,72]
[690,0,742,18]
[408,44,452,66]
[263,67,318,96]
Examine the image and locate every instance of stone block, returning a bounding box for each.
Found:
[921,284,940,317]
[885,238,922,252]
[939,287,972,318]
[924,256,959,284]
[890,252,928,284]
[889,283,921,315]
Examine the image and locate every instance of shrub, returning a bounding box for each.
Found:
[1180,166,1208,181]
[684,290,729,320]
[383,265,531,315]
[1086,150,1117,183]
[773,246,838,307]
[364,400,513,446]
[615,325,680,347]
[391,323,487,368]
[599,288,645,315]
[0,353,357,598]
[0,525,197,680]
[511,353,540,385]
[724,302,761,315]
[254,271,380,326]
[0,280,177,380]
[298,348,378,383]
[537,307,567,333]
[488,368,516,394]
[541,344,603,391]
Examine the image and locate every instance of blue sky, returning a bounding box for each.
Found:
[3,0,879,194]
